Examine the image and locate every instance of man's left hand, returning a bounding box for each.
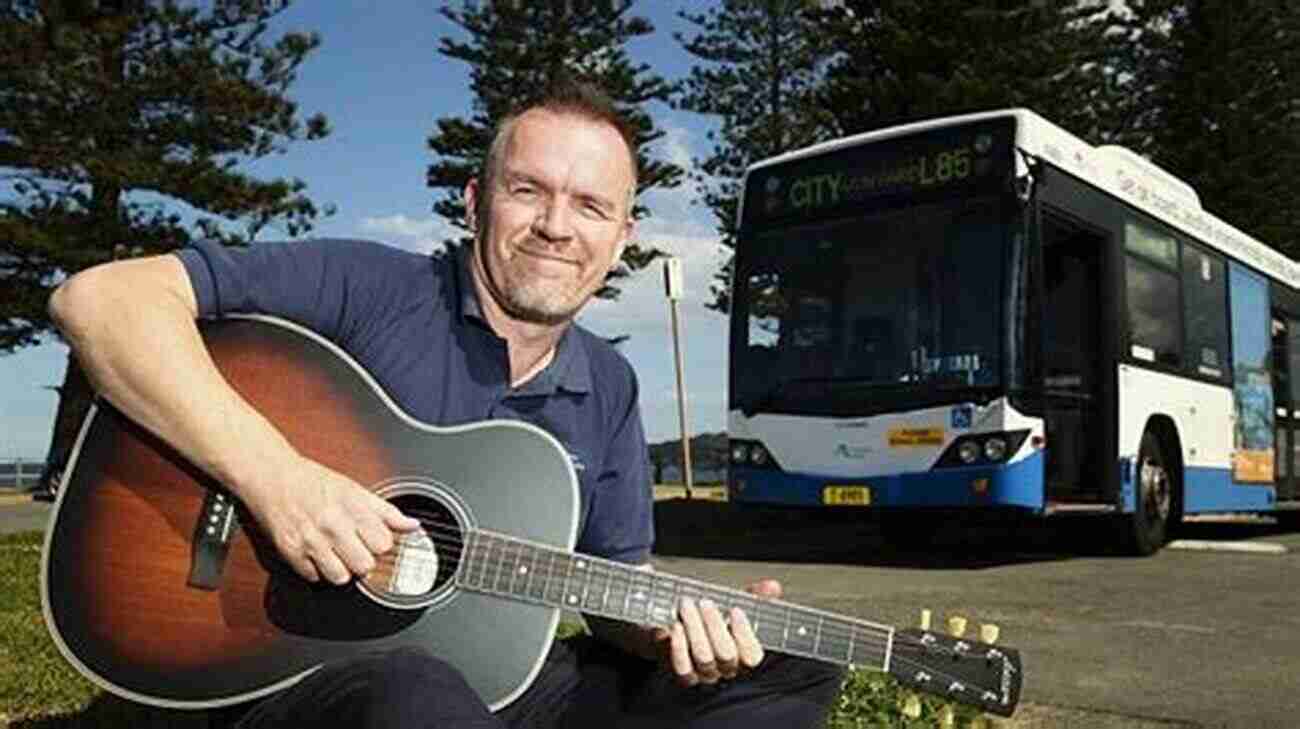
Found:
[656,579,782,687]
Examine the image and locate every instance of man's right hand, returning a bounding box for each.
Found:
[240,456,422,584]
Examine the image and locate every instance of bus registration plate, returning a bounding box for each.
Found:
[823,485,871,506]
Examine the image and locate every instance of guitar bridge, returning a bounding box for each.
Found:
[187,488,241,590]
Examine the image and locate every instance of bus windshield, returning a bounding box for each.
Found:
[731,195,1011,416]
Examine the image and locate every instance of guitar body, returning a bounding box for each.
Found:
[41,316,581,710]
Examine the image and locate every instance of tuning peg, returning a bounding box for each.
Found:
[979,623,1000,644]
[920,608,932,630]
[946,615,968,638]
[900,692,922,718]
[938,703,955,728]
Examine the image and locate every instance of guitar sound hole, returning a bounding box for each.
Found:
[357,487,466,610]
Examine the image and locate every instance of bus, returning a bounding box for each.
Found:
[724,108,1300,554]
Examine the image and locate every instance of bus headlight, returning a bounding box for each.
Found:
[984,437,1008,461]
[931,430,1029,469]
[728,439,783,471]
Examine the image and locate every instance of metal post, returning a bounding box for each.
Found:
[664,258,694,499]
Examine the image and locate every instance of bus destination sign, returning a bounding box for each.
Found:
[743,118,1014,227]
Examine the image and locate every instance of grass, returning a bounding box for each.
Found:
[1,531,985,728]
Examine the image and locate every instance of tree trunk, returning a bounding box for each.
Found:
[40,351,93,479]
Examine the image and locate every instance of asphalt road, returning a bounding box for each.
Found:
[0,493,52,535]
[652,502,1300,729]
[9,492,1298,728]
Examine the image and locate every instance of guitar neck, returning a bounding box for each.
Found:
[456,529,895,672]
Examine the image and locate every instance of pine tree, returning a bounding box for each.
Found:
[425,0,683,295]
[1107,0,1300,254]
[817,1,1121,143]
[0,0,331,480]
[676,0,836,313]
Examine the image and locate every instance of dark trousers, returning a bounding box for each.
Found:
[228,635,845,729]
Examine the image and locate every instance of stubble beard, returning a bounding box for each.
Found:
[475,224,587,327]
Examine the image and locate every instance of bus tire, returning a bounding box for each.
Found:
[1128,431,1174,555]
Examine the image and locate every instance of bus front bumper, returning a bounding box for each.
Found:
[729,451,1045,510]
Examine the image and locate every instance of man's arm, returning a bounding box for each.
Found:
[48,255,417,583]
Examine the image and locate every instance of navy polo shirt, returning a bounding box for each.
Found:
[174,238,654,565]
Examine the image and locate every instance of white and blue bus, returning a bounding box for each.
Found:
[725,109,1300,554]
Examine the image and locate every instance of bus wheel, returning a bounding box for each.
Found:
[1128,431,1173,555]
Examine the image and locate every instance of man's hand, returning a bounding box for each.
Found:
[655,579,782,687]
[240,455,422,584]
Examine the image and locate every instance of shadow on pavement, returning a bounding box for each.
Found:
[652,499,1299,569]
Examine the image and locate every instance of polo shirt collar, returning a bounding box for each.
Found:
[453,244,592,395]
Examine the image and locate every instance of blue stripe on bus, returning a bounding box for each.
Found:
[1182,466,1275,513]
[730,451,1045,509]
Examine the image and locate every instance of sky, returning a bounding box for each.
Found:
[0,2,735,461]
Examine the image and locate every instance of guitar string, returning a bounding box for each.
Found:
[368,513,1001,675]
[231,504,993,675]
[453,530,1007,703]
[382,511,983,666]
[231,504,1008,703]
[319,513,1007,701]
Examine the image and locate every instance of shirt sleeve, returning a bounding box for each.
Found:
[174,238,395,347]
[577,363,655,565]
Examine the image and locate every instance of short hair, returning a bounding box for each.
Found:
[478,77,640,219]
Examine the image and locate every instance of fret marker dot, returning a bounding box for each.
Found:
[567,595,578,605]
[798,626,808,636]
[576,560,586,569]
[634,591,645,601]
[518,566,528,575]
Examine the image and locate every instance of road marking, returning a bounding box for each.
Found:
[1167,539,1287,554]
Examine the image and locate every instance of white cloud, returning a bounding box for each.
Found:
[358,214,460,254]
[580,220,733,442]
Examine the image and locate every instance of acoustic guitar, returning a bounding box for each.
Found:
[40,315,1022,716]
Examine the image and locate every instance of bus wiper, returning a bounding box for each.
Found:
[742,377,836,416]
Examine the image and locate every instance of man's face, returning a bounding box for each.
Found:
[466,109,635,326]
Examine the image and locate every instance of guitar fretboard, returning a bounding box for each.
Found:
[455,529,894,671]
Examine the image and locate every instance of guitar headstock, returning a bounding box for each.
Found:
[887,609,1022,718]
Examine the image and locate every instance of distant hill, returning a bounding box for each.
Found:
[647,432,727,484]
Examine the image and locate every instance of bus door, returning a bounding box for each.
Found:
[1040,214,1106,502]
[1272,314,1299,500]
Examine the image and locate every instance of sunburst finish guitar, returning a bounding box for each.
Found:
[40,316,1022,716]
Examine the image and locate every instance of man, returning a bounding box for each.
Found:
[49,80,843,727]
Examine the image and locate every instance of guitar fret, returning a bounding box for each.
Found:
[524,546,544,602]
[507,541,524,596]
[461,533,897,673]
[626,568,651,623]
[454,532,983,712]
[544,549,566,607]
[600,566,612,612]
[563,555,581,609]
[493,540,516,595]
[605,562,631,621]
[447,532,1000,711]
[456,530,476,588]
[473,532,497,591]
[654,575,676,626]
[580,559,598,611]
